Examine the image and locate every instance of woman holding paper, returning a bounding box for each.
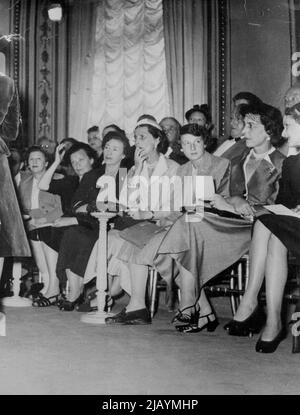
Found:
[157,102,285,333]
[226,102,300,353]
[104,122,230,325]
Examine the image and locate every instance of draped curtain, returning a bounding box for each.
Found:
[69,0,170,142]
[68,0,212,140]
[163,0,208,124]
[68,2,97,141]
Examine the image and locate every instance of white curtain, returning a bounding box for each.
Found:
[87,0,170,142]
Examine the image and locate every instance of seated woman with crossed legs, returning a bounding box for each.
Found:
[102,122,230,324]
[225,103,300,353]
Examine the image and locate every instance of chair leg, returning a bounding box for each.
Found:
[150,269,158,319]
[229,268,237,315]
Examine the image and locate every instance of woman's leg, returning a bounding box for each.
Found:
[65,269,83,302]
[126,263,148,312]
[41,243,59,298]
[0,258,4,278]
[233,220,272,321]
[176,261,197,315]
[30,240,50,295]
[261,234,288,340]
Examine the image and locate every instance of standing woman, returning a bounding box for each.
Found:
[0,72,30,278]
[226,103,300,353]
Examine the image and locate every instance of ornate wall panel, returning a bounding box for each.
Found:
[10,0,69,147]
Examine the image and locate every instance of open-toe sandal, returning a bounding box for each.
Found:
[32,294,60,307]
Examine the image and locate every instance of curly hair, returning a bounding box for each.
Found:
[180,123,211,146]
[65,142,98,166]
[239,102,283,147]
[26,145,50,164]
[102,131,131,158]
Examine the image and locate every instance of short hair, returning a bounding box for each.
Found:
[26,145,49,164]
[137,114,157,122]
[285,103,300,124]
[240,102,283,146]
[185,104,212,124]
[102,131,131,158]
[180,123,210,146]
[135,123,169,154]
[102,124,125,137]
[160,116,181,129]
[60,137,78,146]
[233,92,262,107]
[65,142,98,166]
[87,125,99,134]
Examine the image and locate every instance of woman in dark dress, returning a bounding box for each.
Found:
[225,103,300,353]
[32,142,100,305]
[55,132,130,310]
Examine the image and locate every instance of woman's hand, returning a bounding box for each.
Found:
[126,210,153,221]
[233,199,254,217]
[134,147,147,174]
[53,217,78,227]
[54,143,66,164]
[210,194,233,212]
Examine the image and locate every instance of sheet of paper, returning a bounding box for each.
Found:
[264,204,300,218]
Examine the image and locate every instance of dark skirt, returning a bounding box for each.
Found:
[259,214,300,260]
[28,226,68,252]
[56,225,99,281]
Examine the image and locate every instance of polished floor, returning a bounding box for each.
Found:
[0,296,299,395]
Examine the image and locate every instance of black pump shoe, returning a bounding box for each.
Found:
[224,305,266,337]
[255,328,287,353]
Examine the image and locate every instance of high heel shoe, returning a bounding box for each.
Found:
[224,305,266,337]
[172,304,199,330]
[255,327,287,353]
[178,312,219,333]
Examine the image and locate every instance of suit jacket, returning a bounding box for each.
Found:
[230,149,285,206]
[120,154,179,225]
[19,174,63,226]
[176,151,231,198]
[220,138,248,161]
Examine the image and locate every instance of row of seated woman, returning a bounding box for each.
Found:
[12,95,299,355]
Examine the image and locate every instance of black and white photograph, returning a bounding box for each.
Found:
[0,0,300,399]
